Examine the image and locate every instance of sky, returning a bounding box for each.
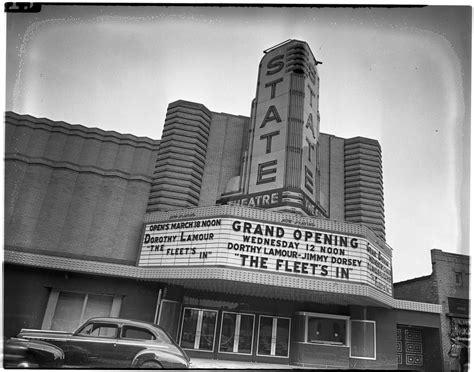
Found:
[5,4,471,282]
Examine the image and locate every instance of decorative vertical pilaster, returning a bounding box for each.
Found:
[344,137,385,240]
[147,100,211,212]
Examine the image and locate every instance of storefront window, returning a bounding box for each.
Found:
[180,308,199,349]
[238,314,254,354]
[307,316,346,345]
[275,318,290,357]
[350,320,376,359]
[42,289,122,331]
[258,316,273,355]
[82,294,115,323]
[295,312,349,348]
[199,311,217,351]
[220,312,236,352]
[219,312,254,354]
[257,316,290,357]
[51,291,85,331]
[180,308,217,352]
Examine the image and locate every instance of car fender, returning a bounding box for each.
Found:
[131,351,162,368]
[131,349,188,368]
[4,337,65,368]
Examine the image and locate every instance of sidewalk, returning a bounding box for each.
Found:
[190,358,297,369]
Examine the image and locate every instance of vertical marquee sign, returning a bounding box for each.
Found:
[247,42,291,192]
[225,40,324,217]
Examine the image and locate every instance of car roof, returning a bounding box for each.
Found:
[77,318,176,341]
[84,317,163,329]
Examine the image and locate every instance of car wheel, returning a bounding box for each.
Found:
[140,360,162,369]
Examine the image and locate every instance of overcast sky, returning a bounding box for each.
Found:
[5,4,470,282]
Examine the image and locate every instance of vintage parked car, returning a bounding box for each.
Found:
[3,337,65,368]
[15,317,190,369]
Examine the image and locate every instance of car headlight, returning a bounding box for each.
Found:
[17,361,38,368]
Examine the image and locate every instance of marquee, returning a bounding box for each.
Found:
[138,215,392,296]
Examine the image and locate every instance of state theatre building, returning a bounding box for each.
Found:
[4,40,446,370]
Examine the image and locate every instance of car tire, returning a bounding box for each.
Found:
[140,360,162,369]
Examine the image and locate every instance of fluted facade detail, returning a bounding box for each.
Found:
[4,112,158,264]
[344,137,385,240]
[285,73,305,188]
[147,100,211,212]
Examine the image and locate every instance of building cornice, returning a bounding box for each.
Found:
[5,153,155,183]
[5,111,159,148]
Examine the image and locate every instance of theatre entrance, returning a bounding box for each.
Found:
[172,306,291,363]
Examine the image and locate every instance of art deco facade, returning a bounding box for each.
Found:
[4,40,450,370]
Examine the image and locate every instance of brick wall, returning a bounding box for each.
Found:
[5,112,158,264]
[394,249,470,372]
[430,250,470,372]
[431,249,470,305]
[393,275,438,304]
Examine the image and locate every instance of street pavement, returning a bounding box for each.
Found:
[190,358,298,369]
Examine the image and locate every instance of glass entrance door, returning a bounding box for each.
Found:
[179,308,218,352]
[219,312,255,355]
[257,316,291,358]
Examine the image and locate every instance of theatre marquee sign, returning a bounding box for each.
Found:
[138,216,392,296]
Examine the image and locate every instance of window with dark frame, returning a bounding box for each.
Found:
[42,289,122,332]
[121,326,155,341]
[77,322,118,338]
[257,315,290,357]
[219,312,255,355]
[179,307,218,352]
[307,316,346,345]
[350,320,376,360]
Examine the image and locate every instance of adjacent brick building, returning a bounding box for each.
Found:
[395,250,470,372]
